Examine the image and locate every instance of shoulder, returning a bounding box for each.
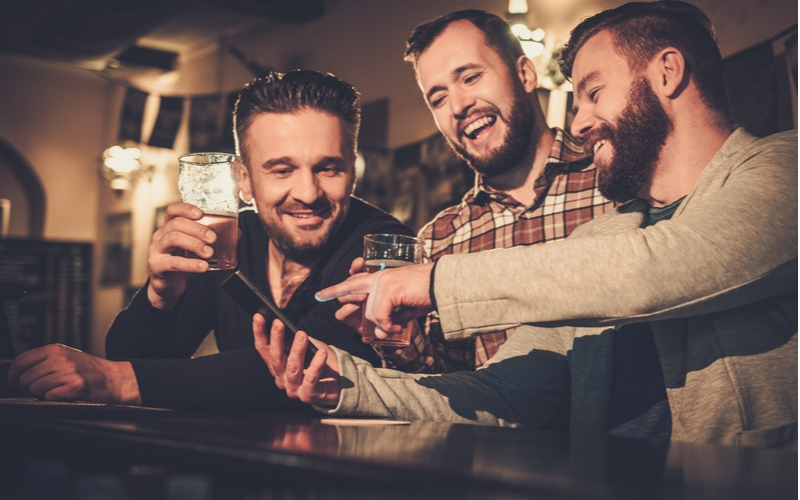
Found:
[345,197,413,238]
[696,128,797,187]
[720,128,797,163]
[418,199,472,239]
[418,186,483,239]
[317,198,412,286]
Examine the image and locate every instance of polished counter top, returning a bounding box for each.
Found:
[1,409,796,499]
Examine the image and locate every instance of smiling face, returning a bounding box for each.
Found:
[240,109,354,261]
[416,20,535,177]
[570,30,673,203]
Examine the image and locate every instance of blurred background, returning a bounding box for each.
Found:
[0,0,796,357]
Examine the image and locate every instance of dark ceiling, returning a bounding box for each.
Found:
[0,0,325,70]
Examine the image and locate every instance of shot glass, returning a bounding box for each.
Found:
[178,152,241,271]
[360,234,422,347]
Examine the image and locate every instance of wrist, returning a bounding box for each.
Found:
[112,361,142,405]
[147,282,178,310]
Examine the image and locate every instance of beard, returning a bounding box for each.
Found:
[447,78,538,178]
[260,199,347,265]
[589,77,673,203]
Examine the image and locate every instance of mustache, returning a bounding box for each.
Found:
[584,124,614,155]
[277,198,332,216]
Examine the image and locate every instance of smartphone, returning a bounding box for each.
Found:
[221,270,318,365]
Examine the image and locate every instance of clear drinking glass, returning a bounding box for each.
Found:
[178,152,241,271]
[360,234,422,347]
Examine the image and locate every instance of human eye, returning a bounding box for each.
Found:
[429,92,447,109]
[269,166,294,178]
[320,166,341,176]
[464,71,483,85]
[588,87,601,103]
[316,161,346,177]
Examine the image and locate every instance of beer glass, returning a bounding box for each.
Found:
[178,152,241,271]
[360,234,422,347]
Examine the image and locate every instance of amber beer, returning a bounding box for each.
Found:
[360,259,415,346]
[360,234,421,347]
[186,210,238,271]
[178,152,241,272]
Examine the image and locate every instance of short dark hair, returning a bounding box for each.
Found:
[560,1,729,117]
[404,10,524,74]
[234,70,361,166]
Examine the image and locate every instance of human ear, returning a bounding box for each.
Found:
[239,162,254,203]
[653,48,687,98]
[516,55,538,93]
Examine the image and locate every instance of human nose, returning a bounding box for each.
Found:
[450,88,476,119]
[570,106,595,139]
[290,169,322,204]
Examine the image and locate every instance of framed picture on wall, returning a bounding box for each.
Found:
[101,213,132,285]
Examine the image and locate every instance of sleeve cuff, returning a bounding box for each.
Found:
[312,346,356,415]
[429,260,438,312]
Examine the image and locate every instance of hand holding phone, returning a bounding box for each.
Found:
[222,270,318,366]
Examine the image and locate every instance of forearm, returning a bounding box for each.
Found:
[435,140,797,338]
[106,277,219,360]
[131,347,308,410]
[317,326,571,426]
[106,286,183,359]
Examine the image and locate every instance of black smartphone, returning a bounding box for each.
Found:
[221,270,318,365]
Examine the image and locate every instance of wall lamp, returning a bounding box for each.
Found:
[101,145,151,193]
[507,0,546,59]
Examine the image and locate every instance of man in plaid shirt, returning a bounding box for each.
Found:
[376,10,613,373]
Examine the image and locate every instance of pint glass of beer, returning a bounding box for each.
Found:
[360,234,422,347]
[178,152,241,271]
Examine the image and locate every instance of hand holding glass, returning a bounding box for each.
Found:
[360,234,422,347]
[178,152,241,271]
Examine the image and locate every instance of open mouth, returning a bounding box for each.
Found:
[592,139,608,155]
[462,115,497,140]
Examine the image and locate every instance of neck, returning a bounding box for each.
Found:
[267,241,318,309]
[642,112,732,208]
[483,126,554,206]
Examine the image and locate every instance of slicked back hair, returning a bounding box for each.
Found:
[404,9,524,75]
[560,1,729,119]
[234,70,361,166]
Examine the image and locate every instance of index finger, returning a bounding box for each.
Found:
[163,202,204,225]
[315,272,376,303]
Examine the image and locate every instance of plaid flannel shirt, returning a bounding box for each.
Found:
[376,128,613,373]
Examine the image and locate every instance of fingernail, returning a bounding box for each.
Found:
[314,293,333,302]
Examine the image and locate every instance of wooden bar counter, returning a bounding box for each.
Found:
[0,405,796,499]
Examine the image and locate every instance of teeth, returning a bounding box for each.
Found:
[464,116,494,138]
[593,140,606,155]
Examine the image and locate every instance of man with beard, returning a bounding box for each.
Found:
[7,70,413,409]
[374,10,612,374]
[262,2,796,447]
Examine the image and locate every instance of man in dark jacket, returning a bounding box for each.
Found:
[9,70,412,409]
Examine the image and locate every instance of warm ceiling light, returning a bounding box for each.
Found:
[101,146,144,193]
[508,0,529,14]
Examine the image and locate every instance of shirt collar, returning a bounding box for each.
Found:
[469,128,591,206]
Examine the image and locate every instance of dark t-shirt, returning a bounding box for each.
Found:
[105,197,412,409]
[607,197,685,440]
